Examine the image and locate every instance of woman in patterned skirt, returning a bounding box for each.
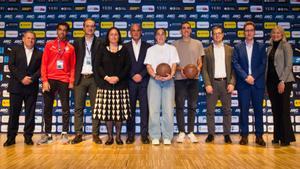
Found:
[94,27,131,145]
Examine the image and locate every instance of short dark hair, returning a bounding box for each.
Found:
[83,18,95,27]
[243,21,256,31]
[105,27,122,46]
[56,22,70,31]
[211,25,224,34]
[155,28,166,36]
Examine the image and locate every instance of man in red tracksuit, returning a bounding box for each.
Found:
[38,22,76,144]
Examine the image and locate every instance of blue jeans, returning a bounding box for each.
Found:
[147,78,175,140]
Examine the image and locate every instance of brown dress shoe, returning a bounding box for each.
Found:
[239,136,248,145]
[255,137,266,146]
[71,134,83,144]
[92,135,102,144]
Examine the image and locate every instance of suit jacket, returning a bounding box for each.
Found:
[7,45,42,94]
[73,36,103,86]
[124,40,151,87]
[266,40,295,83]
[202,44,236,87]
[232,41,267,90]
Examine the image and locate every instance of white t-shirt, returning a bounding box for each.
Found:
[144,43,180,73]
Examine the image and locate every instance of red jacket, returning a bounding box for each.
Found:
[41,38,76,84]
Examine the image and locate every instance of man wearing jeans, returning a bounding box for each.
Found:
[39,22,76,144]
[173,22,204,143]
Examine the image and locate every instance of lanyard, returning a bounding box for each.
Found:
[85,41,92,56]
[57,40,67,59]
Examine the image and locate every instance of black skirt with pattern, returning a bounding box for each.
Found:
[93,88,131,121]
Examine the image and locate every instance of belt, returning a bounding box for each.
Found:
[214,77,226,81]
[82,74,93,79]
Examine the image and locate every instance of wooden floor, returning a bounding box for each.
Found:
[0,134,299,169]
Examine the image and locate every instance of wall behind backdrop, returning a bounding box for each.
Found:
[0,0,300,134]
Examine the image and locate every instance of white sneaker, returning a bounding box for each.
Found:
[61,133,69,144]
[163,139,171,145]
[177,132,186,143]
[152,139,160,145]
[187,132,198,143]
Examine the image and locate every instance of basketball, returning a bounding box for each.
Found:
[156,63,171,77]
[183,64,198,79]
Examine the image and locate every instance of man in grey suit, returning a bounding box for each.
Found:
[202,25,236,143]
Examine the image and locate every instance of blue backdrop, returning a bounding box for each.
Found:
[0,0,300,134]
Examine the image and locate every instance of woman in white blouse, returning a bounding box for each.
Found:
[144,28,180,145]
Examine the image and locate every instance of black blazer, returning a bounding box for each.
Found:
[7,45,42,94]
[73,36,103,86]
[124,41,151,87]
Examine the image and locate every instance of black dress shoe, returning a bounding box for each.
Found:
[141,136,150,144]
[272,139,279,144]
[24,137,34,145]
[205,134,214,143]
[255,137,266,146]
[105,137,114,145]
[239,136,248,145]
[280,142,290,146]
[71,134,83,144]
[116,137,124,145]
[3,138,16,147]
[224,135,232,144]
[126,136,134,144]
[92,135,102,144]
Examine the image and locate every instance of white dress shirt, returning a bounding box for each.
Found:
[81,37,94,74]
[213,42,226,78]
[245,40,253,75]
[132,39,141,61]
[24,45,33,66]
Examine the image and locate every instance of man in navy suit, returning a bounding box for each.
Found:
[125,24,151,144]
[232,21,267,146]
[3,31,42,146]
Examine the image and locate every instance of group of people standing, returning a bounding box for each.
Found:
[3,19,296,147]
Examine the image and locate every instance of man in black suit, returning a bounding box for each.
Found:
[125,23,151,144]
[71,18,103,144]
[3,31,42,147]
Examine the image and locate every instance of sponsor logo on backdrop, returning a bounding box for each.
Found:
[142,5,155,12]
[34,6,46,13]
[196,5,209,12]
[5,31,18,38]
[155,22,168,28]
[114,22,127,29]
[33,22,46,29]
[101,22,113,29]
[87,5,100,12]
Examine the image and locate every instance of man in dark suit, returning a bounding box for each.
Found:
[3,31,42,147]
[125,23,151,144]
[71,18,103,144]
[202,25,235,144]
[232,21,267,146]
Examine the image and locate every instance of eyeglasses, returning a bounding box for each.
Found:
[244,29,255,32]
[213,32,223,36]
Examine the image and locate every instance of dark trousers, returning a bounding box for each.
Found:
[43,79,70,133]
[175,79,199,133]
[74,76,100,135]
[238,86,264,137]
[267,82,295,143]
[127,81,149,138]
[7,92,38,139]
[206,80,232,135]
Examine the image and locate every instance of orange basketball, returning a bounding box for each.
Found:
[156,63,171,77]
[183,64,198,79]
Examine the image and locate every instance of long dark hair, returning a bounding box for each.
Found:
[105,27,122,46]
